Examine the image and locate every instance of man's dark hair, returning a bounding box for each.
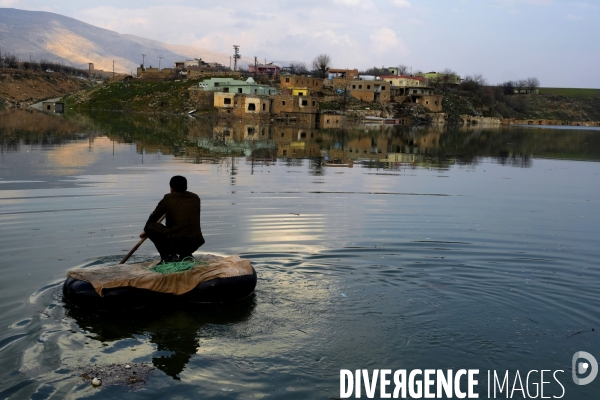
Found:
[170,175,187,192]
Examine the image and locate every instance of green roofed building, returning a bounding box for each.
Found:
[416,71,462,86]
[200,77,278,96]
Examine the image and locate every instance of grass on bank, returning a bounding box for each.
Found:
[538,88,600,97]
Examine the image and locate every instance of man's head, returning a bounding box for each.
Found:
[169,175,187,192]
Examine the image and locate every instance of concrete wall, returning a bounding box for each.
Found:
[188,71,243,80]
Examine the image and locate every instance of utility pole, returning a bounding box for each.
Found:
[233,45,240,72]
[141,54,146,69]
[254,56,257,79]
[158,56,163,71]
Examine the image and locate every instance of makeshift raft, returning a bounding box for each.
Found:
[63,254,257,309]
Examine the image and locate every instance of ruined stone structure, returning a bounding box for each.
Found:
[415,95,444,112]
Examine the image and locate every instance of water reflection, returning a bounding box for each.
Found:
[2,108,600,174]
[63,299,256,380]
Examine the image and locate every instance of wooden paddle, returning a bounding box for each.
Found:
[119,214,166,264]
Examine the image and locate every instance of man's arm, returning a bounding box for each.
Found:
[140,197,167,237]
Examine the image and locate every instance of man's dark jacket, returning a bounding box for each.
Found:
[146,191,204,243]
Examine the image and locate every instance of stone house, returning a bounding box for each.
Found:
[249,63,281,76]
[327,68,359,79]
[380,75,428,88]
[280,75,324,93]
[214,93,271,118]
[348,80,391,102]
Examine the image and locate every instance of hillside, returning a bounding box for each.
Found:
[443,87,600,123]
[0,8,253,73]
[0,70,92,107]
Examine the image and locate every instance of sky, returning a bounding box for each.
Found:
[2,0,599,88]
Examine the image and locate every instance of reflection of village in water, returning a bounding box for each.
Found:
[2,109,600,171]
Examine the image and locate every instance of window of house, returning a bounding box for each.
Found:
[302,100,308,106]
[223,87,229,92]
[435,101,438,105]
[283,149,287,156]
[327,119,330,123]
[282,101,286,105]
[426,101,429,105]
[286,78,290,83]
[367,85,371,89]
[224,98,231,105]
[281,132,285,137]
[299,92,303,96]
[214,82,220,87]
[352,85,356,89]
[247,127,254,135]
[312,101,315,106]
[238,88,242,93]
[300,132,306,138]
[224,130,230,136]
[248,103,256,111]
[262,103,266,111]
[311,133,314,138]
[359,85,362,89]
[413,90,417,94]
[382,86,385,90]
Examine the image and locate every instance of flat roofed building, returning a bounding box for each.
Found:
[201,77,278,96]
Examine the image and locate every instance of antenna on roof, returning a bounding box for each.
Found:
[233,45,241,71]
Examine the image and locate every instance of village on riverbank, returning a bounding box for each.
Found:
[2,55,600,129]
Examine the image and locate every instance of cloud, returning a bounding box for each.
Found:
[369,27,408,55]
[495,0,552,5]
[566,13,583,20]
[391,0,411,7]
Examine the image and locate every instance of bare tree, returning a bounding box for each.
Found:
[514,79,527,94]
[525,77,540,92]
[289,62,308,75]
[312,54,331,76]
[501,81,515,95]
[461,74,487,92]
[397,64,409,75]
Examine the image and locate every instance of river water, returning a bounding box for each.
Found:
[0,109,599,399]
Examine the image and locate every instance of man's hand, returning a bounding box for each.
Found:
[139,231,146,238]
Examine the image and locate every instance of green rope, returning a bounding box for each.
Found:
[144,256,207,274]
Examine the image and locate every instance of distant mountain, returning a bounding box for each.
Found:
[0,8,252,73]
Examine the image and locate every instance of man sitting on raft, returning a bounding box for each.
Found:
[139,175,205,263]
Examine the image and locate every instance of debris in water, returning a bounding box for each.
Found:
[76,363,154,389]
